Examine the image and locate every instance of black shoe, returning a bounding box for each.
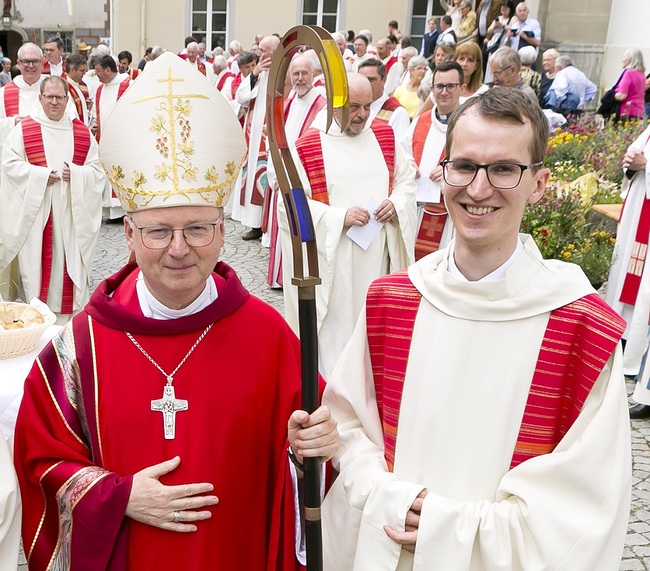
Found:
[629,404,650,419]
[242,228,262,241]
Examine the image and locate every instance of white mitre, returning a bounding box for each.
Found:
[99,51,246,212]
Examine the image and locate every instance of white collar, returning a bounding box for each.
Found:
[136,272,218,319]
[447,237,524,282]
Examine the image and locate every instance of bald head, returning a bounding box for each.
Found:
[186,41,199,63]
[336,73,372,137]
[259,36,280,59]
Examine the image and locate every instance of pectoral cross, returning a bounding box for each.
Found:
[151,380,188,440]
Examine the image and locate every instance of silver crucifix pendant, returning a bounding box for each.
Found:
[151,381,188,439]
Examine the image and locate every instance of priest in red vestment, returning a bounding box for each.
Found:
[13,52,338,571]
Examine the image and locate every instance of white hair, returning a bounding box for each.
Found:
[229,40,241,52]
[212,55,228,70]
[359,29,373,43]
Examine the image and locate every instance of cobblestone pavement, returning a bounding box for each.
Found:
[17,216,650,569]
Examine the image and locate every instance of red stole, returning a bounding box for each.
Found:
[365,270,625,472]
[412,111,448,259]
[196,60,207,76]
[21,117,91,313]
[216,70,235,91]
[283,93,327,139]
[94,77,131,142]
[231,72,243,101]
[375,96,402,123]
[619,176,650,305]
[3,81,19,116]
[384,55,398,73]
[42,59,67,76]
[67,80,86,121]
[295,119,396,205]
[128,68,140,80]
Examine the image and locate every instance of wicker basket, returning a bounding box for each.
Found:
[0,301,57,360]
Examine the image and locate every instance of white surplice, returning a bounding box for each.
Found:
[323,236,631,570]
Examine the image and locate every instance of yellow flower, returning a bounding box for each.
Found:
[111,164,124,181]
[598,231,608,238]
[562,251,572,258]
[154,163,170,182]
[150,115,166,134]
[132,170,147,189]
[566,244,575,250]
[204,165,219,185]
[181,165,199,182]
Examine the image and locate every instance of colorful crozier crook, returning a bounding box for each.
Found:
[266,25,348,571]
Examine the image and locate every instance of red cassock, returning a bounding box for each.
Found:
[14,262,307,570]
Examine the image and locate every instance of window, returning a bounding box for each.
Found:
[42,30,74,54]
[409,0,445,52]
[191,0,228,51]
[301,0,339,33]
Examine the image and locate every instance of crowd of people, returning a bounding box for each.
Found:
[0,6,647,568]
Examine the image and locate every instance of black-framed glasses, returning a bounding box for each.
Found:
[18,59,41,67]
[441,159,543,190]
[42,94,67,102]
[432,82,460,92]
[128,217,222,249]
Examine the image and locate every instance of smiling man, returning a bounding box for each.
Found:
[403,60,465,259]
[322,87,631,570]
[13,53,337,571]
[281,72,417,379]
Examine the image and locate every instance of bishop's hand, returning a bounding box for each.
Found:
[384,489,429,553]
[125,455,218,532]
[288,405,339,466]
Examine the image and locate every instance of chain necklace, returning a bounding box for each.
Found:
[125,323,213,439]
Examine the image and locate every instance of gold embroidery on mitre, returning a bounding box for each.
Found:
[107,66,242,209]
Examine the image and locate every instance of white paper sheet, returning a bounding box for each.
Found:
[346,197,383,251]
[415,176,441,203]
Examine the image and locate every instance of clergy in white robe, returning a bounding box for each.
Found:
[0,44,77,162]
[321,88,631,570]
[358,59,411,145]
[0,77,108,321]
[401,62,466,260]
[233,36,279,233]
[280,73,417,379]
[605,125,650,378]
[93,55,130,219]
[0,436,20,571]
[263,54,326,287]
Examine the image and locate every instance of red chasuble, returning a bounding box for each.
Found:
[14,262,306,570]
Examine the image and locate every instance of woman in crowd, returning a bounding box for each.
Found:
[456,1,478,43]
[483,0,517,82]
[415,42,485,117]
[519,45,542,95]
[440,0,463,31]
[539,48,560,107]
[615,48,646,120]
[455,41,487,100]
[393,56,430,118]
